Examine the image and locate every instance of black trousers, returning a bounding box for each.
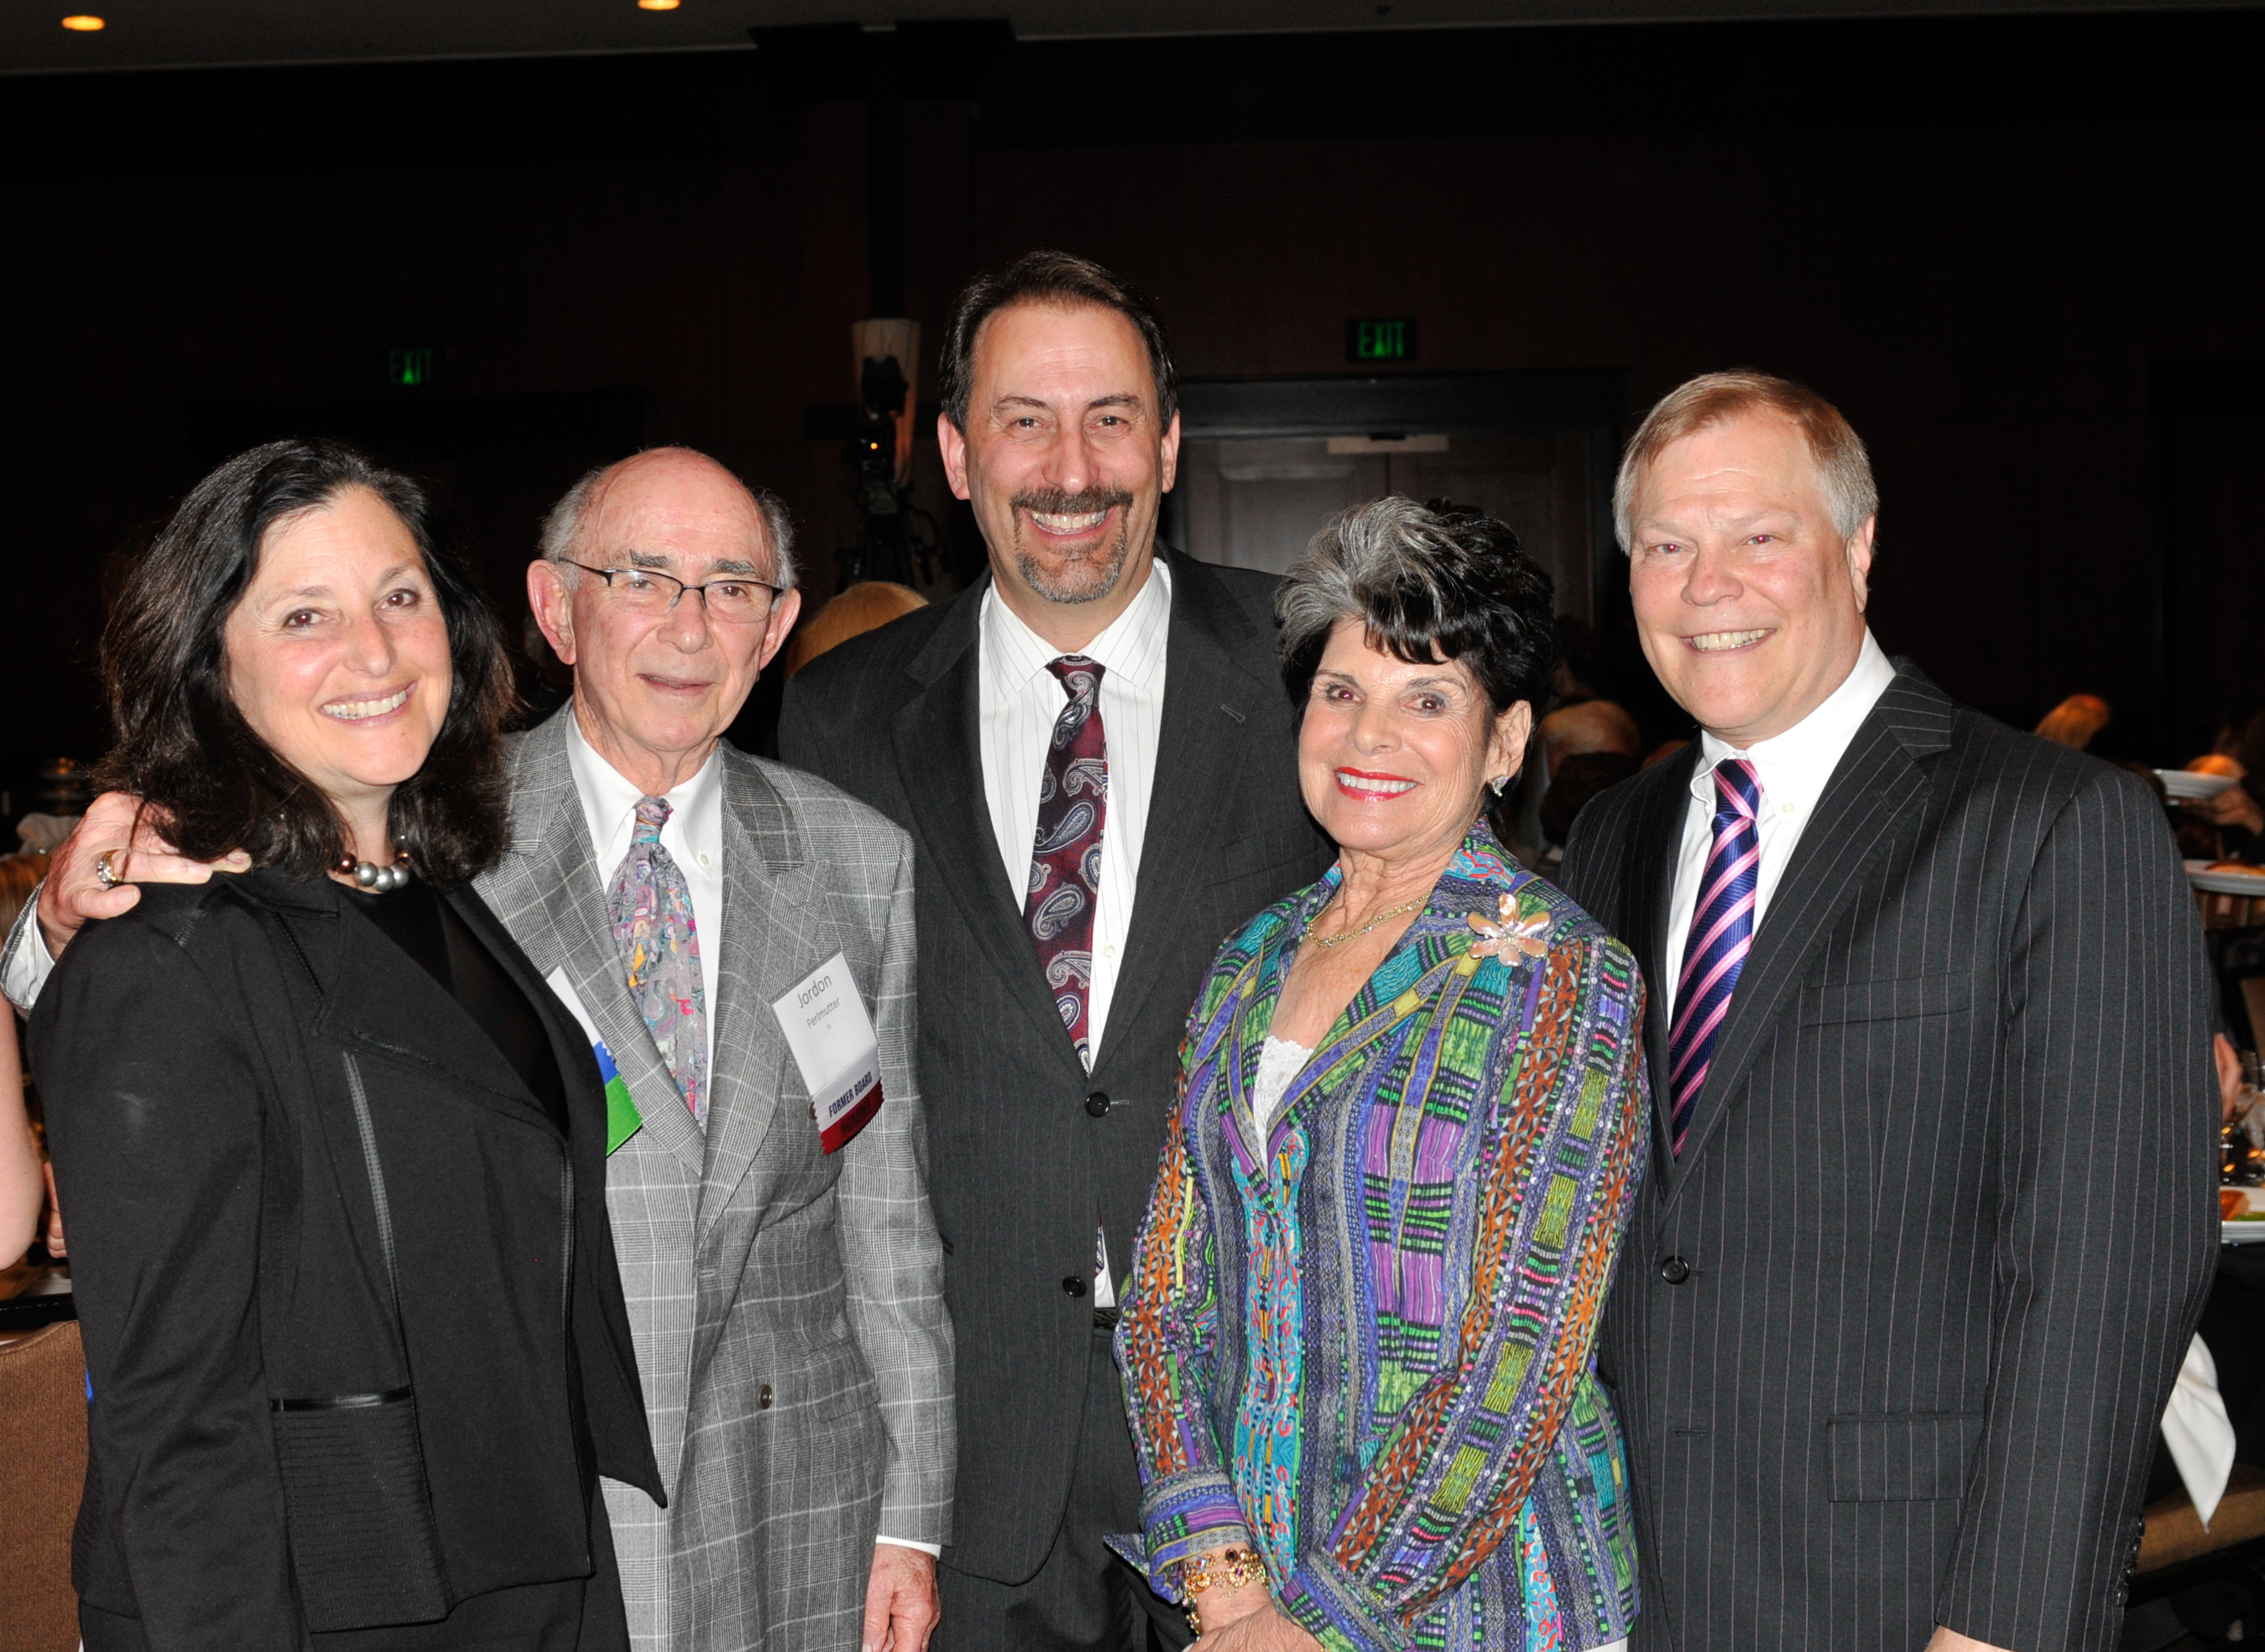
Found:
[936,1324,1195,1652]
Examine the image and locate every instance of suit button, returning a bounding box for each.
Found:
[1085,1091,1111,1118]
[1062,1275,1088,1298]
[1659,1255,1692,1285]
[757,1384,774,1410]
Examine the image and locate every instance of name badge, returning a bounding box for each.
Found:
[545,966,645,1156]
[770,951,884,1154]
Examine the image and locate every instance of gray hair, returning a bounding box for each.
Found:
[1276,495,1556,717]
[1612,368,1877,553]
[539,446,797,590]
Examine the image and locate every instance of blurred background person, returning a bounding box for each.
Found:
[2034,691,2113,750]
[34,440,660,1651]
[1535,748,1641,878]
[782,577,926,677]
[1536,697,1641,772]
[1116,498,1645,1652]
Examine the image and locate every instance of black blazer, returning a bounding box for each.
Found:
[34,870,662,1649]
[780,550,1331,1581]
[1558,665,2219,1652]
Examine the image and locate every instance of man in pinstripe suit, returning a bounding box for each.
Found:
[1558,373,2218,1651]
[14,447,955,1652]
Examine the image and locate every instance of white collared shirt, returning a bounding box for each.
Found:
[565,706,725,1083]
[1662,630,1898,1016]
[978,558,1172,1067]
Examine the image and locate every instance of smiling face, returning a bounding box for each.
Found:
[1298,618,1532,869]
[222,486,451,847]
[1626,410,1875,747]
[527,449,801,794]
[939,300,1180,650]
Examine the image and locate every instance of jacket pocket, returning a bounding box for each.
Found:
[270,1389,451,1630]
[1827,1410,1983,1503]
[1799,971,1970,1027]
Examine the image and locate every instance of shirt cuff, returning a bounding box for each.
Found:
[2,884,55,1015]
[876,1536,941,1558]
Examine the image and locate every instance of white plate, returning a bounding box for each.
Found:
[2226,1221,2265,1244]
[2160,769,2239,800]
[2191,867,2265,895]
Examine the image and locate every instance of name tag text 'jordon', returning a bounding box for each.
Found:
[770,951,883,1154]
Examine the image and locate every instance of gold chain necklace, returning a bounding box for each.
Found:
[1307,894,1425,949]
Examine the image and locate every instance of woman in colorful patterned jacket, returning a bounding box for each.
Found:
[1115,496,1648,1652]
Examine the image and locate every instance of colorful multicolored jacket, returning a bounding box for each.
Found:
[1114,824,1647,1651]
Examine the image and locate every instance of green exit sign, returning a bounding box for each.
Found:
[386,345,443,388]
[1346,319,1417,362]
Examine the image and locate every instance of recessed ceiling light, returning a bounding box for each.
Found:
[636,0,680,9]
[60,14,105,29]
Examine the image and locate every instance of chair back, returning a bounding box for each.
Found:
[0,1319,86,1651]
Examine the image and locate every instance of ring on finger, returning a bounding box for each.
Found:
[93,850,120,891]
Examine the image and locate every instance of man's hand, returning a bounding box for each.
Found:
[1925,1629,2014,1652]
[1194,1602,1322,1652]
[35,794,245,961]
[861,1543,939,1652]
[2195,783,2265,836]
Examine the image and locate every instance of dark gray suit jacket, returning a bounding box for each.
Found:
[1558,664,2219,1652]
[778,550,1332,1583]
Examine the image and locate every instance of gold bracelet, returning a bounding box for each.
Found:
[1179,1545,1265,1636]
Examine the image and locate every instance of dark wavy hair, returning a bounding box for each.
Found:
[939,249,1178,431]
[1277,496,1557,720]
[96,439,517,886]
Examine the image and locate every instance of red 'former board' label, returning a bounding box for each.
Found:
[822,1076,883,1154]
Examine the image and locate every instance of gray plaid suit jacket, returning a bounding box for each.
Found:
[478,706,953,1652]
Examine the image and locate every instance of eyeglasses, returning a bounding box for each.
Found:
[563,560,782,623]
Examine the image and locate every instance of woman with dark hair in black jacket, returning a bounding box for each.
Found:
[34,439,661,1651]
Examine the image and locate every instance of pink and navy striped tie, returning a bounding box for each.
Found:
[1667,758,1762,1155]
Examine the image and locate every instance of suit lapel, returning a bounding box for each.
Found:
[890,580,1086,1074]
[486,707,707,1178]
[1664,670,1954,1195]
[1626,746,1697,1189]
[1097,553,1282,1070]
[311,888,553,1131]
[694,749,819,1246]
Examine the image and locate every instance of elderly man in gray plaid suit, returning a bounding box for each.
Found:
[11,446,954,1652]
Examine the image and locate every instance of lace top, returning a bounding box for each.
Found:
[1250,1034,1313,1142]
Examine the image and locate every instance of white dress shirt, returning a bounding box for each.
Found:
[979,558,1172,1066]
[566,709,724,1087]
[1662,630,1898,1017]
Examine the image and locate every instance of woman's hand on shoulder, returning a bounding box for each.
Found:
[1193,1601,1323,1652]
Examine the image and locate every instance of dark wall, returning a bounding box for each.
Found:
[2,8,2258,774]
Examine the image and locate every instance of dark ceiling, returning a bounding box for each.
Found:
[2,0,2252,75]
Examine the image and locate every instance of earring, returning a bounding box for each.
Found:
[1488,774,1509,796]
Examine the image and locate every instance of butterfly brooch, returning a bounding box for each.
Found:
[1466,892,1550,960]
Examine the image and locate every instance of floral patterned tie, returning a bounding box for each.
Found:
[1026,657,1108,1069]
[608,795,709,1127]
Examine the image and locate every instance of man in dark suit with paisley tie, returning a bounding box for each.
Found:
[1557,371,2218,1652]
[782,252,1329,1650]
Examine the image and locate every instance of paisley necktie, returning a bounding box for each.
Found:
[608,795,709,1127]
[1025,656,1108,1070]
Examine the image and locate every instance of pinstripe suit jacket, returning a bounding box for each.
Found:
[477,706,953,1652]
[1557,664,2219,1652]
